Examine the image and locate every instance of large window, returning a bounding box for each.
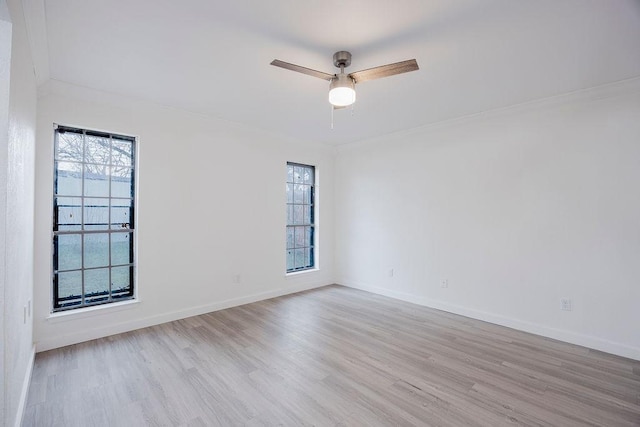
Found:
[52,125,136,311]
[286,163,315,273]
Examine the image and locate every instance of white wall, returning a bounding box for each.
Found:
[34,80,335,351]
[0,7,10,424]
[1,0,37,425]
[335,78,640,360]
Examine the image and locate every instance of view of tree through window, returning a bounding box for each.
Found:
[286,163,315,272]
[53,125,136,311]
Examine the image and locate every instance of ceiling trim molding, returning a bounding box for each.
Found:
[21,0,49,85]
[337,75,640,152]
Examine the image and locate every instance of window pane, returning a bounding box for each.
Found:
[55,197,82,231]
[57,271,82,306]
[305,247,313,267]
[294,226,305,248]
[84,268,109,302]
[302,185,311,204]
[303,205,312,225]
[293,205,303,225]
[84,134,110,165]
[286,250,294,271]
[294,248,305,269]
[287,165,294,182]
[286,205,293,224]
[305,227,314,248]
[286,227,294,249]
[112,138,133,167]
[55,234,82,271]
[84,165,110,197]
[303,168,314,184]
[286,183,293,203]
[111,232,132,265]
[55,161,83,196]
[84,198,109,230]
[111,167,133,198]
[56,131,83,161]
[111,199,133,229]
[84,233,109,268]
[293,166,303,183]
[294,184,304,204]
[111,266,132,296]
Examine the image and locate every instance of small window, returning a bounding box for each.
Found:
[52,125,136,311]
[286,163,315,273]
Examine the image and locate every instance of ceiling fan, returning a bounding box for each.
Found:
[270,51,419,108]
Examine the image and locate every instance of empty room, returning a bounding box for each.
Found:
[1,0,639,425]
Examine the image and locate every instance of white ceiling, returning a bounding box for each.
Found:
[25,0,640,145]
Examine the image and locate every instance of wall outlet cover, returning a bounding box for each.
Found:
[560,298,572,311]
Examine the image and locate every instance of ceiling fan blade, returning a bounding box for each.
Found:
[270,60,335,81]
[349,59,419,84]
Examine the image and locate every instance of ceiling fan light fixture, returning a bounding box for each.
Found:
[271,51,418,111]
[329,74,356,107]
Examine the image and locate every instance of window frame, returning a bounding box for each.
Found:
[51,124,138,312]
[286,162,316,273]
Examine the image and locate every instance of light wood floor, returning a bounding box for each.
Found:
[23,285,640,426]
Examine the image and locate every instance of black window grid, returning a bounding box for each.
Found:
[286,162,315,273]
[52,126,136,311]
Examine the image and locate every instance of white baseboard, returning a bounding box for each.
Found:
[340,280,640,361]
[36,282,328,352]
[15,345,36,427]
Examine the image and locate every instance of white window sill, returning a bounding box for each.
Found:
[286,268,319,277]
[47,299,140,323]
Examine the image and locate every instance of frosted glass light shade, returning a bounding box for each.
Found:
[329,87,356,107]
[329,75,356,107]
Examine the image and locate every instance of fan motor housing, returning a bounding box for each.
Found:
[333,51,352,68]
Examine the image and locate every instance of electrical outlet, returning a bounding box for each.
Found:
[23,306,27,324]
[440,279,448,288]
[560,298,572,311]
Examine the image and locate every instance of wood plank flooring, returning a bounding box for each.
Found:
[23,285,640,426]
